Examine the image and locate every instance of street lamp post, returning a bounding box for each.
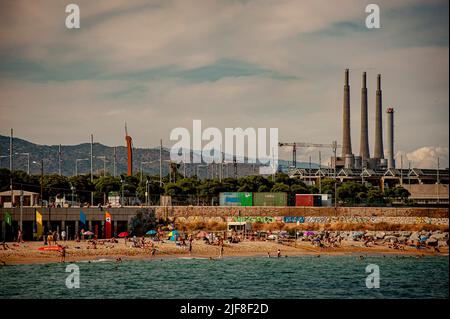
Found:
[20,186,23,232]
[32,160,44,207]
[332,140,338,210]
[70,185,75,207]
[145,178,150,206]
[120,176,125,207]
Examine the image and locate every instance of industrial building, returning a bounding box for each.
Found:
[334,69,395,171]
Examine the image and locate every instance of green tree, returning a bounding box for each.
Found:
[290,184,309,194]
[271,183,290,192]
[42,174,70,200]
[337,181,366,204]
[367,189,385,204]
[68,174,93,204]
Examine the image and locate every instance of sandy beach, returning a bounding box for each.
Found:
[1,238,447,265]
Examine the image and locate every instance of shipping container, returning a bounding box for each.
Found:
[295,194,313,206]
[295,194,322,206]
[219,192,252,206]
[253,192,287,206]
[311,194,332,207]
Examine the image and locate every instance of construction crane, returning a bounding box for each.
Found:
[125,123,133,176]
[278,141,341,168]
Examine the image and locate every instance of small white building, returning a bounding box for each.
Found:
[227,221,252,234]
[0,190,40,207]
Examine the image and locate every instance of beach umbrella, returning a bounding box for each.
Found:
[168,230,179,237]
[118,232,129,238]
[146,230,157,235]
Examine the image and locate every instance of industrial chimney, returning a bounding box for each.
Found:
[341,69,352,157]
[359,72,370,163]
[386,108,395,169]
[373,74,384,161]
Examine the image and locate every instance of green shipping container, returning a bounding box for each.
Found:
[252,192,287,206]
[220,192,253,206]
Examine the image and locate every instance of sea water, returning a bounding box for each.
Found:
[0,255,448,299]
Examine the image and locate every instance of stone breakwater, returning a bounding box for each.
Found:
[301,230,449,248]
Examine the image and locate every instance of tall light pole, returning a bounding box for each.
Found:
[58,144,62,176]
[318,151,322,194]
[400,155,403,186]
[75,158,89,176]
[159,139,163,187]
[10,128,13,207]
[332,140,338,209]
[90,134,94,205]
[437,157,440,203]
[113,146,117,177]
[70,184,75,207]
[19,186,23,232]
[120,176,125,207]
[32,160,44,207]
[145,178,149,205]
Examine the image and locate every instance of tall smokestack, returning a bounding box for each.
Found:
[386,108,395,169]
[374,74,384,160]
[341,69,352,157]
[359,72,370,162]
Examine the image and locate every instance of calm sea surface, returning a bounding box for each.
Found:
[0,255,448,299]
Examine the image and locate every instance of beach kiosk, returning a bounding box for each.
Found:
[227,221,252,239]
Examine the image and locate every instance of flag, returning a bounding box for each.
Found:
[80,210,86,229]
[4,211,12,226]
[105,212,112,239]
[35,210,43,238]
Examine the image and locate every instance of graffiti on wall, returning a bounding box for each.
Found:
[227,216,282,223]
[282,216,448,225]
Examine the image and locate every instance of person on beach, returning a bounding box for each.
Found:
[61,230,66,242]
[116,257,122,263]
[267,252,270,258]
[59,245,66,263]
[277,249,281,258]
[17,229,23,243]
[219,242,224,258]
[189,238,193,255]
[1,241,10,250]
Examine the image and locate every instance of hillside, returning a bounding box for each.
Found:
[0,135,319,177]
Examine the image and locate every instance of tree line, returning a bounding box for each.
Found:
[0,168,410,206]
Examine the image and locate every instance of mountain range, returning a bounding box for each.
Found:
[0,135,320,178]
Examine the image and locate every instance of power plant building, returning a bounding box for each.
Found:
[333,69,394,171]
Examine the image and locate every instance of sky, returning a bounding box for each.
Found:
[0,0,448,168]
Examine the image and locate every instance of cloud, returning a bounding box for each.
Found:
[395,146,449,169]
